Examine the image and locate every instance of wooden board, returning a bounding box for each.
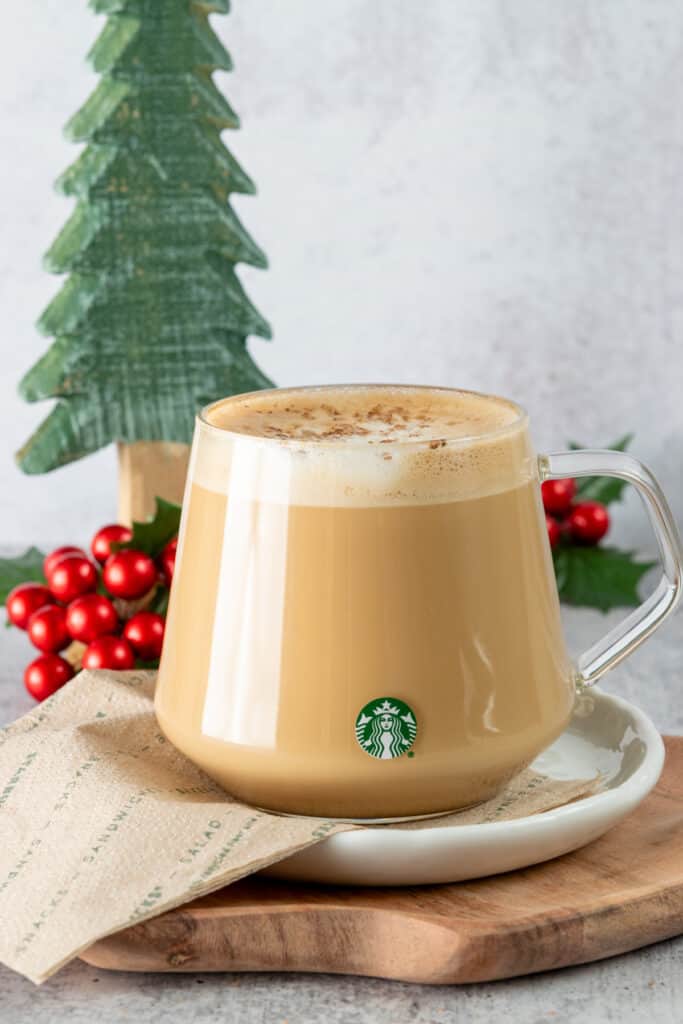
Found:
[81,736,683,985]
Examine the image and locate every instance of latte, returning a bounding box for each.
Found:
[155,386,575,819]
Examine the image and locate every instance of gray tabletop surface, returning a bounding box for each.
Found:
[0,602,681,1023]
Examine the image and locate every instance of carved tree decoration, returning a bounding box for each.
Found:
[16,0,272,521]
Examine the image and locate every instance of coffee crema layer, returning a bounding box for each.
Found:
[196,385,533,507]
[205,385,520,443]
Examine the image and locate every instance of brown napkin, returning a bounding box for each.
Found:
[0,670,600,984]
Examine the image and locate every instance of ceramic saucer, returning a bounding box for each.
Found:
[262,688,664,886]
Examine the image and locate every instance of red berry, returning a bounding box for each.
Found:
[24,653,74,701]
[27,604,70,653]
[48,554,98,603]
[541,479,576,517]
[546,514,562,550]
[82,635,136,671]
[103,549,157,599]
[123,611,165,660]
[43,546,87,580]
[66,594,118,643]
[568,501,610,545]
[91,524,133,564]
[6,583,54,630]
[159,537,177,586]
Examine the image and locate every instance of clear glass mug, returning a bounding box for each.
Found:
[155,385,682,820]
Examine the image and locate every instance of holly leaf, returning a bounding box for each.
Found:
[553,546,655,612]
[0,547,47,606]
[147,587,170,617]
[568,434,634,505]
[115,498,181,558]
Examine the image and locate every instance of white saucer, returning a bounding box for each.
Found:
[262,688,664,886]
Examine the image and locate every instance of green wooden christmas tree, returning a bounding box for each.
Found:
[16,0,272,520]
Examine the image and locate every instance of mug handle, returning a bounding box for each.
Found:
[539,450,683,687]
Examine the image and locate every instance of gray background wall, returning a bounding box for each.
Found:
[1,0,681,548]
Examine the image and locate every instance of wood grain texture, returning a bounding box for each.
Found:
[80,736,683,985]
[16,0,272,477]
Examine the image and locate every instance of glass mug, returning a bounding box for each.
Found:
[155,385,682,820]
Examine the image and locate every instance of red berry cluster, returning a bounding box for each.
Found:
[542,479,610,551]
[7,525,178,703]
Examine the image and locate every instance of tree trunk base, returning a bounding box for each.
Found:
[117,441,190,525]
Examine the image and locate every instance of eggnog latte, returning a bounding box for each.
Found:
[156,386,575,819]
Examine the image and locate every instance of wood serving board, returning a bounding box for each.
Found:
[81,737,683,985]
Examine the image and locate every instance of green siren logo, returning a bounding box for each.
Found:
[355,697,417,760]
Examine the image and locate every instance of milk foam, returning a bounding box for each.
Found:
[206,385,518,443]
[192,386,536,506]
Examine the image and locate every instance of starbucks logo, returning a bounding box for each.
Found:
[355,697,417,760]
